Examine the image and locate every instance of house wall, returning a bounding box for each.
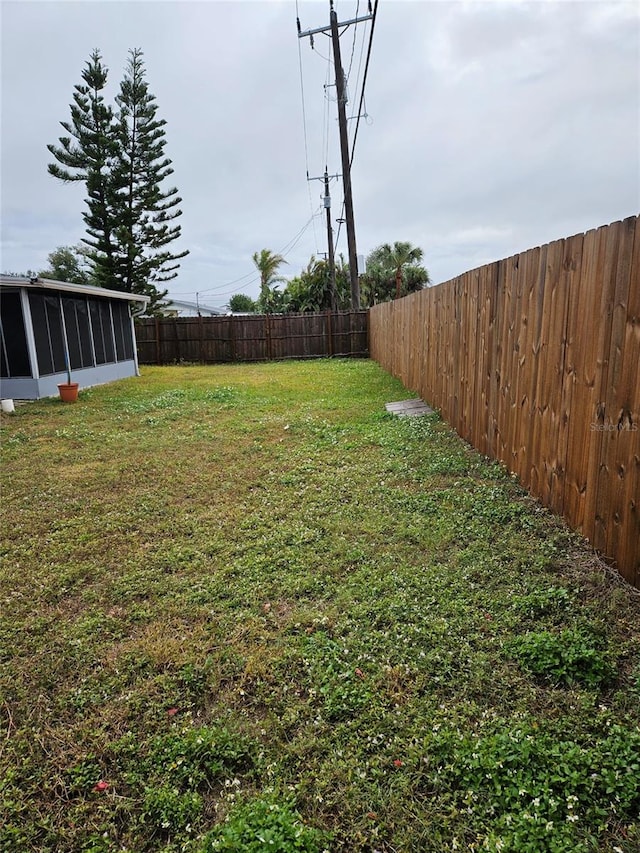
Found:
[0,283,143,400]
[0,359,140,400]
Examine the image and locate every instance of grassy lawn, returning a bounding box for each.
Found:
[1,360,639,853]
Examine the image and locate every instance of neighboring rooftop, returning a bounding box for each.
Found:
[163,298,223,317]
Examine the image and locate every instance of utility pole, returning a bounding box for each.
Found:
[298,1,374,310]
[324,169,337,311]
[330,5,359,309]
[309,170,339,309]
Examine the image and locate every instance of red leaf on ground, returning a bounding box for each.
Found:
[94,780,109,792]
[167,707,179,717]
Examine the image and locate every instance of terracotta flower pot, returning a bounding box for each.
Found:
[58,382,79,403]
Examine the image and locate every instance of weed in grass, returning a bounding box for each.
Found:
[507,628,615,688]
[196,795,329,852]
[138,725,257,790]
[511,585,573,620]
[420,720,640,852]
[123,389,189,414]
[302,631,378,722]
[66,757,104,795]
[204,386,239,404]
[141,785,203,836]
[5,429,30,446]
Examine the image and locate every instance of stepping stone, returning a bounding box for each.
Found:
[385,399,434,418]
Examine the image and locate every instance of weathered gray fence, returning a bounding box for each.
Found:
[136,310,369,364]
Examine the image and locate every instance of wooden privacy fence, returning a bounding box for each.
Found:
[370,216,640,587]
[136,310,369,365]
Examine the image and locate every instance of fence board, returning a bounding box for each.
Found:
[486,261,502,461]
[563,228,599,531]
[537,238,568,510]
[522,243,547,497]
[476,264,493,457]
[554,233,584,516]
[458,275,470,442]
[584,224,619,545]
[594,218,638,571]
[369,216,640,586]
[511,256,527,481]
[618,217,640,586]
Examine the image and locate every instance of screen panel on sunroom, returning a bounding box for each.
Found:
[0,290,32,377]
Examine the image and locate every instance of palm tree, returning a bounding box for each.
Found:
[361,242,429,306]
[380,241,424,299]
[252,248,287,313]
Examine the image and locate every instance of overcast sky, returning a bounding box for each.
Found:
[2,0,639,309]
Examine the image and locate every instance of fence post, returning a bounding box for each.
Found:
[265,314,272,360]
[198,314,204,363]
[229,315,236,362]
[366,309,371,357]
[326,310,333,357]
[155,317,161,365]
[350,310,357,357]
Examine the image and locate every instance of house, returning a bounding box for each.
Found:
[162,298,223,317]
[0,276,149,400]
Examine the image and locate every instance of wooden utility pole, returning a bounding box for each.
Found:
[323,169,337,311]
[298,1,374,310]
[330,5,359,309]
[309,170,339,307]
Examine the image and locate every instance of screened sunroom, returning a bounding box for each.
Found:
[0,276,149,400]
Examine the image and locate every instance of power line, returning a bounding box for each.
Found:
[298,3,336,223]
[348,7,370,146]
[307,43,332,62]
[278,209,321,256]
[350,0,378,169]
[322,56,332,169]
[166,288,251,302]
[336,1,377,252]
[193,211,322,297]
[334,198,347,253]
[197,268,261,294]
[345,0,360,86]
[296,0,320,253]
[295,0,311,176]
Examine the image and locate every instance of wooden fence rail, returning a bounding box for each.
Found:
[370,216,640,587]
[136,310,369,365]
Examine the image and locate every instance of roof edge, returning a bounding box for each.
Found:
[0,275,150,304]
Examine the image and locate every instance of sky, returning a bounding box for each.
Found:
[1,0,639,310]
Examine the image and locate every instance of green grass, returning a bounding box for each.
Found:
[1,360,639,853]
